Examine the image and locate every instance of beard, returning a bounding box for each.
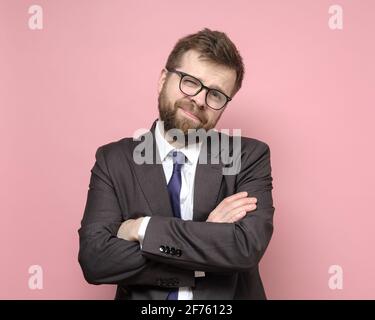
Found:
[158,86,218,137]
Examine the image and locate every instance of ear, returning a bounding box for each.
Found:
[157,68,168,94]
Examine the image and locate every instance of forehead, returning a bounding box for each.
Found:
[177,49,237,96]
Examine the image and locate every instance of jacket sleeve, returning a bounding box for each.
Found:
[78,146,195,287]
[140,140,275,273]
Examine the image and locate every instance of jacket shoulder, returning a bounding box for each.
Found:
[94,137,134,161]
[217,130,270,153]
[240,137,270,153]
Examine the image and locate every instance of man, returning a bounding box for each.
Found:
[78,28,274,300]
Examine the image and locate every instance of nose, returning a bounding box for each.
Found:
[191,88,207,110]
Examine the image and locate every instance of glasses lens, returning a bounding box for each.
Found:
[207,90,227,110]
[180,75,201,96]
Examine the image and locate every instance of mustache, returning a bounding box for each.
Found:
[176,100,205,123]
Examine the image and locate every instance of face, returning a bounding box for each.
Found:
[157,50,237,138]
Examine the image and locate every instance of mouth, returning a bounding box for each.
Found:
[179,108,201,123]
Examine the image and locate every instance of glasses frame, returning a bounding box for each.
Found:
[166,67,232,110]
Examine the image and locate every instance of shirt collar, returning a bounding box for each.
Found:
[155,119,202,165]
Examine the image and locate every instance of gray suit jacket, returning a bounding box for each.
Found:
[78,119,275,300]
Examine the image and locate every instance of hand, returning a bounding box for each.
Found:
[117,217,144,242]
[206,191,257,223]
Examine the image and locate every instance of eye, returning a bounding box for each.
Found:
[209,90,225,101]
[182,76,200,87]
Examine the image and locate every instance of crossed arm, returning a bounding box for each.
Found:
[116,190,257,243]
[78,141,274,287]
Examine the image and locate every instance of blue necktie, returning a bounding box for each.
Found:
[166,150,185,300]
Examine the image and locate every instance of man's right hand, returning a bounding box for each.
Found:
[206,192,257,223]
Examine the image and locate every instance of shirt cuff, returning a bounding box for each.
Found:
[138,216,151,249]
[194,271,205,277]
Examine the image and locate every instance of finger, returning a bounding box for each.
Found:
[215,192,248,212]
[225,203,257,221]
[210,202,257,223]
[216,199,253,219]
[224,192,248,203]
[224,197,257,213]
[228,210,247,223]
[249,197,257,204]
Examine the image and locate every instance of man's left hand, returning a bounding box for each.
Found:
[117,217,144,242]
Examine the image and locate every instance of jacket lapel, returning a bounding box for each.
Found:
[131,119,174,218]
[193,143,223,221]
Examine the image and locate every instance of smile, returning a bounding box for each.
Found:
[180,108,201,123]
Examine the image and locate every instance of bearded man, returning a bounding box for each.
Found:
[78,28,275,300]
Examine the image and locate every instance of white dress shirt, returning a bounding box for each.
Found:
[137,119,205,300]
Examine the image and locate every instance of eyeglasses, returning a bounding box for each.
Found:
[166,68,232,110]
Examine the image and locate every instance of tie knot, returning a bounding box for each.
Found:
[171,150,186,165]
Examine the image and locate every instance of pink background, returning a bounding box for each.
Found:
[1,0,374,299]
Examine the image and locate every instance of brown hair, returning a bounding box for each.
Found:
[165,28,245,96]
